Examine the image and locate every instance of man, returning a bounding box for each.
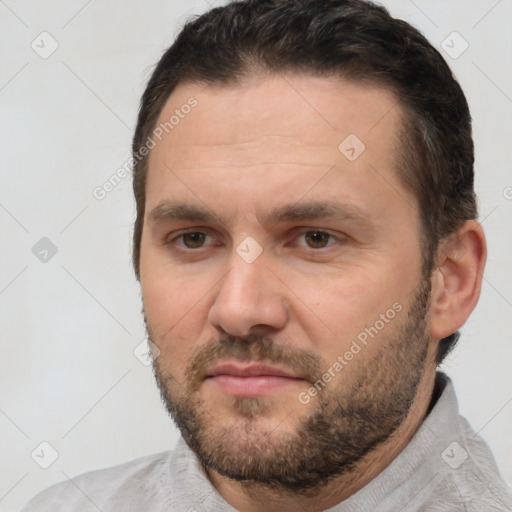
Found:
[23,0,512,510]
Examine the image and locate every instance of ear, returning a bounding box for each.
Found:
[428,220,487,340]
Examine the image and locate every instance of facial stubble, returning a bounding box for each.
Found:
[148,279,431,493]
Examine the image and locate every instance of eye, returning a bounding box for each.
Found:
[297,230,338,249]
[177,232,212,249]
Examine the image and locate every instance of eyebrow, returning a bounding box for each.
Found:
[266,201,370,225]
[149,203,215,224]
[148,200,372,228]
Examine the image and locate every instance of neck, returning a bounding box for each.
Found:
[206,366,438,512]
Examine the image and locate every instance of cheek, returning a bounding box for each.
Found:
[291,267,410,361]
[141,261,212,372]
[141,237,204,326]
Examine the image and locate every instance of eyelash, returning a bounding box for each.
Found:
[166,228,343,251]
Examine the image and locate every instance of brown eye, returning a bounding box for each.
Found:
[182,232,207,248]
[304,231,332,249]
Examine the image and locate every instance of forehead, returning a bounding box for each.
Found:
[144,73,413,224]
[152,74,402,162]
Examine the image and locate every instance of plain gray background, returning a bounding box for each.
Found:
[1,1,511,510]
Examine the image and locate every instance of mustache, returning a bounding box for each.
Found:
[185,334,323,391]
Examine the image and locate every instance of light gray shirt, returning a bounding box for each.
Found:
[22,374,512,511]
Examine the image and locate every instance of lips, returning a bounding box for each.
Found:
[205,362,304,397]
[207,363,299,378]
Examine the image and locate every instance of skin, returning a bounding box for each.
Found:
[139,74,486,512]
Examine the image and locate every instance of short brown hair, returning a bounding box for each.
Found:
[131,0,477,363]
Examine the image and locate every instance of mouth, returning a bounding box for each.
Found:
[205,362,305,397]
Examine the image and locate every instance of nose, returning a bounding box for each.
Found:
[208,254,289,337]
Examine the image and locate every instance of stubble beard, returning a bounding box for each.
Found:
[149,278,431,494]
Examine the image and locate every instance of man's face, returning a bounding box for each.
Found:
[139,75,432,489]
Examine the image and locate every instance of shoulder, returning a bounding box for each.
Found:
[21,450,173,511]
[432,377,512,511]
[380,374,512,512]
[448,417,512,511]
[422,376,512,511]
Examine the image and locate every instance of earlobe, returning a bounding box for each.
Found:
[428,220,487,340]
